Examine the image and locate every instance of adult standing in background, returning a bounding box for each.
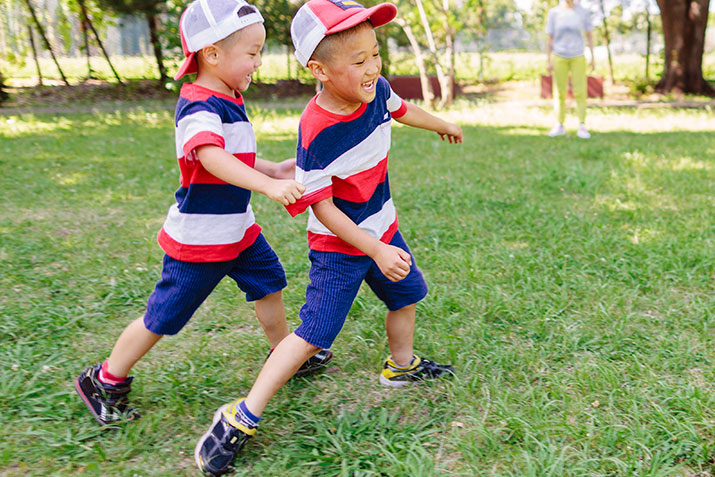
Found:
[545,0,595,139]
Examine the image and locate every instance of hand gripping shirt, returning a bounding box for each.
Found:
[286,76,407,255]
[157,83,261,262]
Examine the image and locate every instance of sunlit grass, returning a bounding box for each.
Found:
[1,99,713,475]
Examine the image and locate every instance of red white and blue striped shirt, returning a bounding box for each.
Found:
[286,76,407,255]
[158,83,261,262]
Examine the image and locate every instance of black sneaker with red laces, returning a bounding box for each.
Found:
[74,363,140,426]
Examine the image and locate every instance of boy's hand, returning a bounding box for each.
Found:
[439,123,463,144]
[265,179,305,206]
[372,243,412,282]
[273,158,297,180]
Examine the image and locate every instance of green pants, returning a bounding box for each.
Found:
[552,54,587,124]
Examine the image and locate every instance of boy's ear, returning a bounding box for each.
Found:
[307,59,329,83]
[199,45,220,66]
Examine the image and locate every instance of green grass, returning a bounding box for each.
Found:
[3,50,713,86]
[1,98,714,476]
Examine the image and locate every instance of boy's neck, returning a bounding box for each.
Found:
[194,73,237,98]
[315,87,363,116]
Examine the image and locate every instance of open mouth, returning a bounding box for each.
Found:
[361,79,376,91]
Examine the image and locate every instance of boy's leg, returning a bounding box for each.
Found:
[254,291,334,377]
[244,333,320,415]
[196,249,365,475]
[76,255,230,426]
[385,304,416,367]
[366,231,454,387]
[195,333,319,475]
[106,317,163,377]
[253,291,290,349]
[232,235,334,376]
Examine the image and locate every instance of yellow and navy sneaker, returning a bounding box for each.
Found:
[74,363,140,426]
[195,403,256,476]
[379,355,455,387]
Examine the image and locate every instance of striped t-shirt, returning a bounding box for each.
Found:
[286,76,407,255]
[157,83,261,262]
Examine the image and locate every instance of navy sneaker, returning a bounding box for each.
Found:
[74,363,140,425]
[195,404,255,476]
[266,348,333,377]
[379,355,454,387]
[295,349,333,377]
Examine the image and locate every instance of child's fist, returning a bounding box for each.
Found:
[268,179,305,206]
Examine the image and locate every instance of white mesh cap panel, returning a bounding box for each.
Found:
[291,5,327,67]
[183,0,264,53]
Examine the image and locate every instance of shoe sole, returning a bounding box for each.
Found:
[379,374,413,388]
[195,404,229,476]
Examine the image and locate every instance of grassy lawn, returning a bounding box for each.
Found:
[1,97,713,476]
[3,50,713,86]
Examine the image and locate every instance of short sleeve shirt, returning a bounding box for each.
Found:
[546,4,593,58]
[286,76,407,255]
[157,83,261,263]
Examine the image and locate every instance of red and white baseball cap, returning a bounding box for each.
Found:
[290,0,397,67]
[174,0,264,80]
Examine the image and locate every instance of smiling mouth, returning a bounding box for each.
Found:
[362,79,375,89]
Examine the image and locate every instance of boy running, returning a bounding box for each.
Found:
[195,1,463,474]
[74,0,332,427]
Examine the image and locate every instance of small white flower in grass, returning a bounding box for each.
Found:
[42,365,51,372]
[451,421,464,428]
[11,364,19,371]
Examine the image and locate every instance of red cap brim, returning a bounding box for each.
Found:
[174,51,198,80]
[325,3,397,35]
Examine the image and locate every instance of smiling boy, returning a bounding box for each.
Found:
[74,0,334,429]
[194,1,463,474]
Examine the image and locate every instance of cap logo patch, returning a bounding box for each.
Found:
[328,0,364,10]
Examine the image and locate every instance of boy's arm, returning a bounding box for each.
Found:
[311,198,412,282]
[255,157,297,180]
[196,145,305,206]
[394,102,463,144]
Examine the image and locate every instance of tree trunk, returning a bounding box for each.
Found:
[22,0,70,85]
[78,0,123,84]
[394,17,434,105]
[655,0,713,95]
[79,1,94,80]
[645,9,651,79]
[415,0,450,108]
[599,0,614,84]
[438,0,455,108]
[27,24,43,86]
[146,12,167,82]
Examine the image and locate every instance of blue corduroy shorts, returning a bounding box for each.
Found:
[295,230,428,349]
[143,233,286,335]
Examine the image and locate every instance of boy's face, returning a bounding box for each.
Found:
[216,23,266,93]
[319,26,381,109]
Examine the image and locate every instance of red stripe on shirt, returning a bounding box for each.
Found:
[307,218,399,256]
[300,97,368,148]
[157,223,261,262]
[183,131,225,158]
[332,156,388,203]
[392,100,407,118]
[285,186,333,217]
[180,152,256,187]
